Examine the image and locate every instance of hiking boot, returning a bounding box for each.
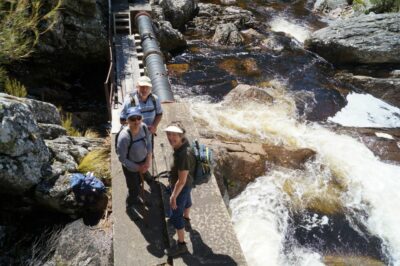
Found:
[165,242,188,257]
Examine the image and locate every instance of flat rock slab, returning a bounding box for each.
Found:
[154,103,247,266]
[305,13,400,64]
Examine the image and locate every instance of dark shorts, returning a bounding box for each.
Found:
[168,186,192,230]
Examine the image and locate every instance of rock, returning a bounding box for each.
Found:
[35,174,79,215]
[223,84,273,105]
[212,23,244,46]
[37,0,108,62]
[190,3,255,35]
[38,123,67,140]
[305,13,400,64]
[167,63,190,77]
[45,137,79,174]
[336,73,400,107]
[332,126,400,164]
[47,219,112,265]
[313,0,349,12]
[202,139,316,198]
[221,0,237,5]
[154,20,187,52]
[160,0,199,30]
[390,70,400,78]
[218,59,262,78]
[0,93,50,194]
[24,98,62,125]
[323,255,385,266]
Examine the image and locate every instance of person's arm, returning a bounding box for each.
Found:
[119,98,130,123]
[141,125,153,173]
[170,170,188,210]
[116,131,140,172]
[149,99,163,134]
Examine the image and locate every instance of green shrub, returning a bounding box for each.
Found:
[0,0,62,65]
[61,112,82,137]
[78,149,111,180]
[0,67,6,91]
[4,77,27,97]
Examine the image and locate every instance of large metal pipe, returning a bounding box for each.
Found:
[135,12,174,103]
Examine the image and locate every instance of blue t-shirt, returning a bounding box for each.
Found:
[120,91,163,126]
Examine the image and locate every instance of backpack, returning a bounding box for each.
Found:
[115,125,149,160]
[70,172,106,203]
[191,140,213,186]
[130,93,157,114]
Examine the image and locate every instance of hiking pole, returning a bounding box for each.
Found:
[160,143,170,171]
[139,172,145,201]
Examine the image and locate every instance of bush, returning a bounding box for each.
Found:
[61,112,82,137]
[0,67,6,91]
[78,149,111,180]
[4,77,27,97]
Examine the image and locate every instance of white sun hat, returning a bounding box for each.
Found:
[137,76,152,87]
[164,125,184,134]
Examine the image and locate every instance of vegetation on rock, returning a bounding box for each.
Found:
[78,148,111,181]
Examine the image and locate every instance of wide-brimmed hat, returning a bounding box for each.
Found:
[137,76,152,87]
[126,106,143,119]
[164,125,184,134]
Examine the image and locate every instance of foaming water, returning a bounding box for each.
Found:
[269,18,311,43]
[190,83,400,264]
[328,93,400,128]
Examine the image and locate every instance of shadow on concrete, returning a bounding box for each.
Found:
[179,225,238,266]
[125,179,168,259]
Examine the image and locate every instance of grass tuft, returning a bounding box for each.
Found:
[78,148,111,180]
[4,77,27,97]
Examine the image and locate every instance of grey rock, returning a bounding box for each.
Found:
[37,0,108,61]
[155,20,187,52]
[336,73,400,107]
[160,0,198,30]
[24,98,62,125]
[224,84,274,105]
[191,3,255,34]
[221,0,237,5]
[45,138,79,173]
[212,23,244,45]
[70,136,105,151]
[0,94,50,194]
[46,219,112,266]
[35,174,79,215]
[305,13,400,64]
[38,123,67,140]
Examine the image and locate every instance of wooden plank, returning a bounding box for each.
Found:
[153,103,248,266]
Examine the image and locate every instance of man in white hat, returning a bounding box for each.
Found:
[120,75,163,135]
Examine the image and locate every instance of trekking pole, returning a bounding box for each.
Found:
[160,143,170,171]
[139,172,145,200]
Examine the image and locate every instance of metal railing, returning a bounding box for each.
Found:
[104,0,115,120]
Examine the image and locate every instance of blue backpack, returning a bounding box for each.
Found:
[70,172,106,203]
[191,140,213,186]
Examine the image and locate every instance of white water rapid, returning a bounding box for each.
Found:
[188,82,400,265]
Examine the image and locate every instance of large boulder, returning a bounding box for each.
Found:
[212,23,244,46]
[305,13,400,64]
[0,94,50,194]
[201,139,316,198]
[160,0,199,30]
[223,84,273,105]
[46,219,112,265]
[154,20,187,52]
[37,0,108,62]
[336,73,400,107]
[190,3,255,35]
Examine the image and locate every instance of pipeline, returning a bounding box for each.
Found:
[135,12,174,103]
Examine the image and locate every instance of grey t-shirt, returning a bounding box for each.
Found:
[116,124,152,172]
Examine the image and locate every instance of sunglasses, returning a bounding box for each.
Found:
[128,116,142,122]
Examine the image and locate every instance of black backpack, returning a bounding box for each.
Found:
[130,93,157,114]
[115,125,149,159]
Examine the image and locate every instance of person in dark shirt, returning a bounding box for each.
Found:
[164,122,195,257]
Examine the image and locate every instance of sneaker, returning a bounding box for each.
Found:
[165,242,188,257]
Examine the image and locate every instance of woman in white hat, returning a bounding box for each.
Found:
[116,106,152,206]
[164,122,196,257]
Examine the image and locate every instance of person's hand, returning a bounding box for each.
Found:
[148,125,157,134]
[139,164,148,174]
[170,195,177,210]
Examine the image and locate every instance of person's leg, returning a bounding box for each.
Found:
[166,187,190,257]
[122,167,141,204]
[183,188,192,220]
